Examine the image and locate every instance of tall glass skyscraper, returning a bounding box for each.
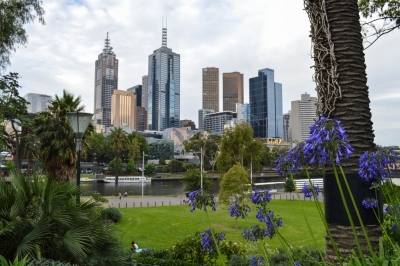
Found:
[93,33,118,127]
[147,26,180,131]
[249,68,283,139]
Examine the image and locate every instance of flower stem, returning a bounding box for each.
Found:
[204,210,226,266]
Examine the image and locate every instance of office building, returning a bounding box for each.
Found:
[289,93,317,142]
[147,25,180,131]
[202,67,219,112]
[127,85,142,107]
[198,109,214,131]
[136,106,147,132]
[236,103,250,124]
[23,93,51,113]
[204,111,237,135]
[111,90,136,128]
[142,75,149,111]
[283,112,290,143]
[179,119,196,130]
[249,68,283,139]
[94,33,119,127]
[223,72,243,112]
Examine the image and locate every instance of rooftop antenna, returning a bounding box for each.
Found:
[105,32,110,49]
[162,17,167,47]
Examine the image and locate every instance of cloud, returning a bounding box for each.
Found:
[6,0,400,146]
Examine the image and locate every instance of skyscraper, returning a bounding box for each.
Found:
[94,33,119,127]
[111,90,136,128]
[147,25,180,131]
[236,103,250,124]
[198,109,214,131]
[223,72,243,112]
[249,68,283,139]
[23,93,51,113]
[289,93,317,142]
[202,67,219,112]
[127,85,142,107]
[142,75,148,111]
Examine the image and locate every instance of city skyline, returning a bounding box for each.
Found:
[6,0,400,146]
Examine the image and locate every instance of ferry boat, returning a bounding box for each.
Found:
[80,177,97,183]
[103,176,151,183]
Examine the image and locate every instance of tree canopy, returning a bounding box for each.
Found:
[218,163,250,205]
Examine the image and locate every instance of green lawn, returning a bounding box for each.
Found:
[112,200,326,252]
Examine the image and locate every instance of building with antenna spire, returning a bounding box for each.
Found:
[147,19,180,131]
[93,32,119,127]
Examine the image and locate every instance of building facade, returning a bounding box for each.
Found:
[127,85,142,107]
[198,109,214,131]
[147,26,180,131]
[111,90,136,128]
[136,106,147,132]
[283,112,291,143]
[236,103,250,124]
[249,68,283,139]
[179,119,196,130]
[289,93,317,142]
[204,111,237,135]
[94,33,119,127]
[23,93,51,113]
[142,75,148,111]
[202,67,219,112]
[223,72,243,112]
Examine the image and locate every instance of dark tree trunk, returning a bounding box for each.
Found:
[306,0,377,261]
[115,152,119,195]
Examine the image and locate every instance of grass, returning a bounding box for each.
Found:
[112,200,326,252]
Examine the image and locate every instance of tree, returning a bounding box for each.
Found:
[126,132,148,160]
[304,0,376,258]
[107,127,128,192]
[183,168,211,192]
[144,163,155,175]
[216,123,264,177]
[168,159,184,173]
[126,159,136,174]
[0,73,29,172]
[127,137,140,161]
[34,90,92,181]
[218,163,250,205]
[283,177,296,197]
[182,131,221,171]
[359,0,400,49]
[108,157,123,174]
[86,132,107,160]
[0,0,45,69]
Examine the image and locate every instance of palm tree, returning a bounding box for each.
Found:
[34,90,92,182]
[304,0,376,259]
[107,127,128,193]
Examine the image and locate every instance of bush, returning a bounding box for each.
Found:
[144,163,156,175]
[159,158,166,165]
[268,246,325,266]
[168,159,184,173]
[229,254,248,266]
[30,258,78,266]
[100,207,122,223]
[92,192,108,203]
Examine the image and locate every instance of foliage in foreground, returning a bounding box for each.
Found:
[100,207,123,223]
[0,173,131,265]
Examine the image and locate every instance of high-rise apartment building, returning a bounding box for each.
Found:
[147,25,180,131]
[249,68,283,139]
[142,75,148,111]
[204,111,237,135]
[136,106,147,132]
[236,103,250,124]
[23,93,51,113]
[94,33,119,127]
[283,112,291,143]
[223,72,243,112]
[289,93,317,142]
[202,67,219,112]
[127,85,142,107]
[111,90,136,128]
[198,109,214,131]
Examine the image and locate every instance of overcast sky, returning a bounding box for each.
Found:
[7,0,400,146]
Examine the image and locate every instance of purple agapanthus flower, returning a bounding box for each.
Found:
[251,188,272,205]
[359,149,399,181]
[188,188,217,212]
[275,144,310,177]
[362,197,378,209]
[301,183,320,198]
[392,223,398,233]
[228,200,251,219]
[295,261,301,266]
[304,114,353,166]
[201,228,225,253]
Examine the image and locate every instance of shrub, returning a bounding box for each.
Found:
[100,207,122,223]
[229,254,248,266]
[268,246,325,266]
[30,258,78,266]
[144,163,156,175]
[159,158,166,165]
[92,192,108,203]
[168,159,184,173]
[219,241,245,261]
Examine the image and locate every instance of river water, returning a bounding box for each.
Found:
[80,177,287,196]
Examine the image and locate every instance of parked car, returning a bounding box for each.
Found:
[156,175,163,178]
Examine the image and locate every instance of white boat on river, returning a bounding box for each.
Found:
[103,176,152,183]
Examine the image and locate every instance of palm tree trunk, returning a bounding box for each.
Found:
[305,0,378,260]
[115,153,119,195]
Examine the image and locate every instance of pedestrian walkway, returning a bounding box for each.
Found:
[107,192,324,208]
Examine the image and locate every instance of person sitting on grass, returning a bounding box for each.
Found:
[131,241,138,252]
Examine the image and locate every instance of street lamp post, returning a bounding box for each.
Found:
[66,111,93,204]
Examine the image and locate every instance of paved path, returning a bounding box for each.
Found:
[107,192,325,209]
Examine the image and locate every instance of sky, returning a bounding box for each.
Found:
[6,0,400,147]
